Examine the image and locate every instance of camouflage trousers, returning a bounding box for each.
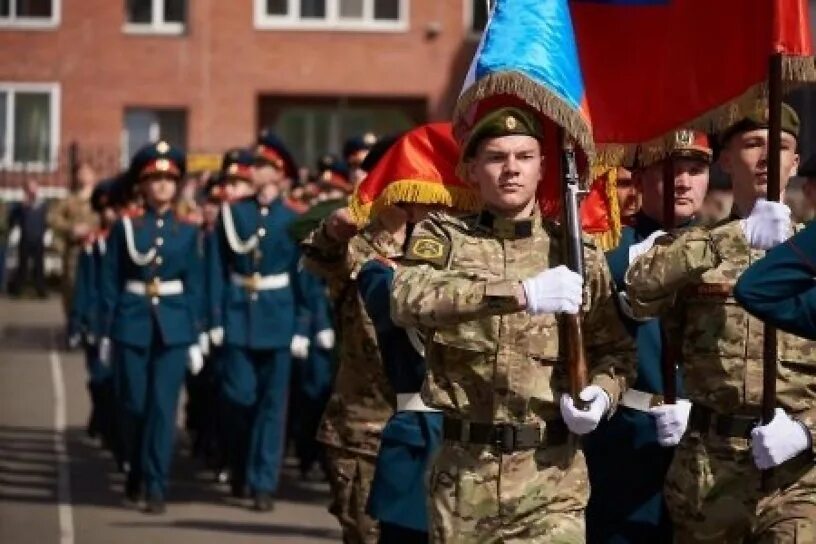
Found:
[666,432,816,543]
[325,446,379,544]
[428,440,588,543]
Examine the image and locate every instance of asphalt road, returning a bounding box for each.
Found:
[0,296,342,544]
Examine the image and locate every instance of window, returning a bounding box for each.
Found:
[124,0,185,34]
[122,108,187,165]
[465,0,489,37]
[0,84,59,170]
[0,0,60,29]
[255,0,408,31]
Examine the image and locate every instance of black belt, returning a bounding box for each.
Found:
[688,405,758,439]
[443,417,568,453]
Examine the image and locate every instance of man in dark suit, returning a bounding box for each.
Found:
[9,179,49,297]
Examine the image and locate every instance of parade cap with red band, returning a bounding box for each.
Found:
[349,122,480,225]
[128,141,186,185]
[221,147,254,183]
[637,129,713,168]
[255,129,298,180]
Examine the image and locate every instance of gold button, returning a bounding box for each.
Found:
[156,237,164,246]
[155,256,163,265]
[260,207,269,216]
[151,296,160,305]
[258,227,266,237]
[156,219,164,228]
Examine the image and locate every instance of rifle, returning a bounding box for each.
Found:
[560,132,589,401]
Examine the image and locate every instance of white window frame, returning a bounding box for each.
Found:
[0,0,61,30]
[254,0,409,32]
[123,0,185,35]
[0,82,61,172]
[464,0,489,40]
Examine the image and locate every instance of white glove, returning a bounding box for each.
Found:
[198,332,210,356]
[315,329,335,350]
[67,334,81,350]
[559,385,610,435]
[290,335,310,359]
[99,337,111,367]
[209,327,224,347]
[188,345,204,376]
[43,229,54,247]
[751,408,812,469]
[740,199,791,250]
[649,399,692,447]
[522,265,584,316]
[628,230,667,264]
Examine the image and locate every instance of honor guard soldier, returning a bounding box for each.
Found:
[626,104,816,542]
[99,141,205,514]
[736,220,816,340]
[390,107,636,542]
[584,131,712,543]
[207,132,303,512]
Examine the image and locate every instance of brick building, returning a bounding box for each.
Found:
[0,0,489,185]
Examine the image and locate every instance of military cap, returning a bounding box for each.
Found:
[316,154,352,192]
[255,129,298,179]
[719,102,800,145]
[462,106,544,158]
[343,132,378,160]
[127,141,186,185]
[221,147,254,183]
[91,174,126,212]
[668,130,713,163]
[360,134,401,173]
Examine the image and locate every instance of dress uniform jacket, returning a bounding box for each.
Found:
[735,220,816,340]
[358,258,443,534]
[584,211,681,543]
[101,208,203,348]
[208,197,301,349]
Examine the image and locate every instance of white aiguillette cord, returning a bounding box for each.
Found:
[122,216,156,266]
[221,202,259,255]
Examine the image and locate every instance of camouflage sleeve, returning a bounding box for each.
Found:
[583,242,637,411]
[624,226,724,319]
[300,221,355,290]
[797,409,816,456]
[47,199,72,238]
[390,218,523,328]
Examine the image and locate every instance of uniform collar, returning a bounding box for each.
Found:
[144,205,174,220]
[476,208,539,240]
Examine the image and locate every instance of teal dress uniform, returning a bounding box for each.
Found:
[207,194,302,498]
[293,267,334,476]
[583,211,680,544]
[101,206,203,502]
[358,258,442,544]
[735,221,816,340]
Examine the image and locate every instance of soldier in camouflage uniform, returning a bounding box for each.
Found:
[301,206,398,544]
[390,107,636,543]
[626,104,816,543]
[49,161,99,317]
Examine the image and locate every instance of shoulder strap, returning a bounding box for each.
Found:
[221,202,258,255]
[122,216,156,266]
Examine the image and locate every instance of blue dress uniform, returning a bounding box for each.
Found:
[292,267,334,477]
[101,142,204,511]
[735,221,816,340]
[357,258,442,544]
[583,211,681,544]
[207,183,302,506]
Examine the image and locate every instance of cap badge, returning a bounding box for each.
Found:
[155,159,171,172]
[505,116,518,130]
[363,132,377,146]
[156,141,170,154]
[675,130,694,148]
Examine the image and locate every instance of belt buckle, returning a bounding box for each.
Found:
[495,424,517,454]
[650,394,665,408]
[146,278,161,298]
[246,273,261,292]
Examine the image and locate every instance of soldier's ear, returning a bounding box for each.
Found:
[789,153,800,179]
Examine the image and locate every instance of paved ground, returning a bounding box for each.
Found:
[0,296,342,544]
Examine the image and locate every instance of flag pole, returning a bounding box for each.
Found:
[761,52,783,492]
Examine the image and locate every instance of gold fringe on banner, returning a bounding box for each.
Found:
[588,164,622,251]
[349,180,482,227]
[453,71,595,159]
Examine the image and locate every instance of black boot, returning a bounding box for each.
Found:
[253,491,274,512]
[123,472,141,507]
[144,492,166,515]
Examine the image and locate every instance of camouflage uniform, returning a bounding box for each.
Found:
[48,192,97,316]
[626,219,816,543]
[301,220,398,544]
[390,210,636,543]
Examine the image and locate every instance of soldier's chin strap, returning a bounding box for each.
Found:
[122,216,156,266]
[221,202,259,255]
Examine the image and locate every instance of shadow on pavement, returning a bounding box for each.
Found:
[112,519,342,541]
